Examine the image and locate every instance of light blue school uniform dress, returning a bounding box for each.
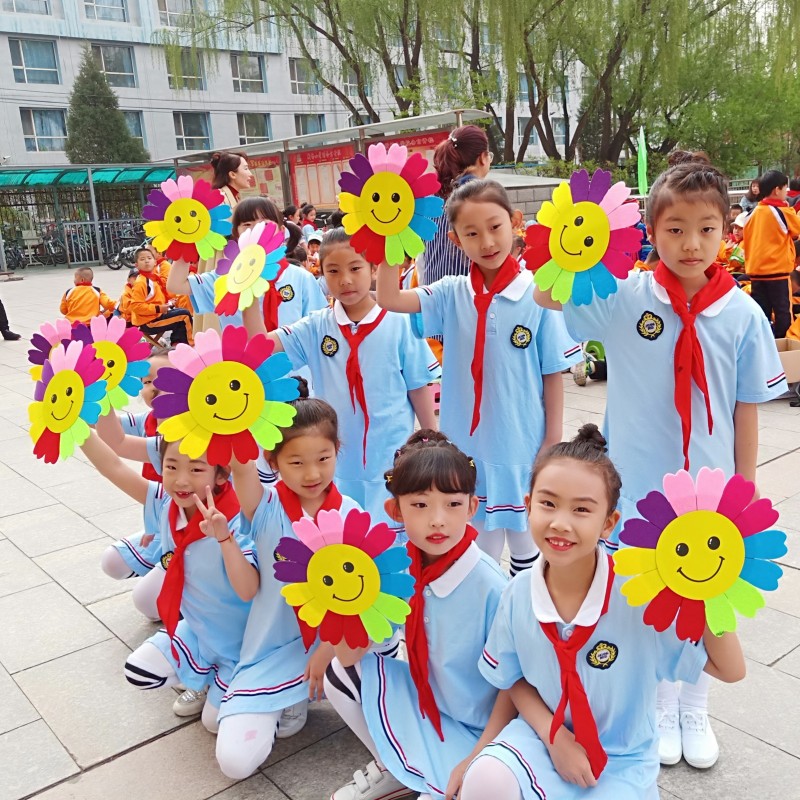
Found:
[360,543,506,797]
[219,487,361,717]
[276,302,440,529]
[562,272,788,543]
[478,549,707,799]
[141,482,257,707]
[413,269,581,532]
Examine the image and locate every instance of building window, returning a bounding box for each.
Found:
[552,117,566,145]
[158,0,190,26]
[10,39,59,85]
[294,114,326,136]
[20,108,67,152]
[3,0,50,13]
[289,58,321,95]
[237,113,272,144]
[173,111,210,150]
[438,67,459,94]
[92,45,136,88]
[550,85,566,109]
[167,49,204,90]
[123,111,145,145]
[231,54,266,93]
[85,0,127,22]
[343,66,370,97]
[392,64,407,88]
[516,116,538,147]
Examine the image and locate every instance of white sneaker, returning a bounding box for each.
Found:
[680,708,719,769]
[172,686,208,717]
[657,705,682,765]
[330,761,410,800]
[276,699,308,739]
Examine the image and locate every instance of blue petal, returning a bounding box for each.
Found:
[266,377,300,402]
[744,529,788,560]
[571,271,593,306]
[589,263,618,299]
[83,381,107,402]
[414,196,444,217]
[210,205,232,220]
[212,220,233,236]
[261,264,280,281]
[128,361,151,378]
[119,375,143,396]
[374,548,411,573]
[80,400,103,425]
[740,557,784,591]
[256,353,294,384]
[379,572,415,599]
[409,214,437,241]
[266,247,287,263]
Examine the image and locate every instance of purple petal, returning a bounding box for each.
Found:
[339,172,365,195]
[71,324,92,346]
[144,189,171,210]
[350,153,374,183]
[151,391,190,419]
[273,561,310,583]
[153,366,194,394]
[569,170,590,202]
[142,205,167,221]
[42,360,54,385]
[275,537,314,566]
[619,517,662,548]
[586,170,612,203]
[636,490,676,531]
[33,380,45,401]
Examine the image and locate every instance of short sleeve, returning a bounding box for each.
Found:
[413,277,459,338]
[536,308,583,375]
[398,317,441,390]
[187,272,217,315]
[143,480,166,535]
[241,487,278,543]
[736,307,789,402]
[562,291,619,343]
[654,628,707,684]
[231,515,259,570]
[479,588,524,690]
[119,411,146,437]
[145,436,163,476]
[276,316,315,371]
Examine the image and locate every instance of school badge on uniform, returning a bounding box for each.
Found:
[321,335,339,357]
[587,640,618,669]
[510,324,532,349]
[637,311,663,340]
[279,285,295,302]
[161,551,174,570]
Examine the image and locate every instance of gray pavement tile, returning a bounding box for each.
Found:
[0,475,58,519]
[208,774,288,799]
[87,590,161,650]
[0,583,111,673]
[757,407,800,433]
[764,563,800,619]
[14,639,184,768]
[757,443,791,465]
[32,722,235,800]
[773,643,800,679]
[0,539,51,598]
[774,495,800,532]
[757,423,800,451]
[3,451,99,490]
[86,502,144,538]
[0,504,108,558]
[265,701,347,767]
[736,606,800,666]
[755,452,800,501]
[0,720,79,800]
[45,476,137,518]
[0,423,27,444]
[0,663,39,736]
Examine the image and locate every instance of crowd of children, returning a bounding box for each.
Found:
[46,138,800,800]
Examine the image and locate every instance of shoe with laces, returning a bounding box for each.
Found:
[680,708,719,769]
[330,761,411,800]
[573,359,589,386]
[657,705,682,765]
[276,699,308,739]
[172,686,208,717]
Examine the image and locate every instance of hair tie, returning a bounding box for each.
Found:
[384,471,393,491]
[449,135,458,147]
[421,437,429,443]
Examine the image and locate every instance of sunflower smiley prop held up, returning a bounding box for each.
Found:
[29,340,107,463]
[274,509,415,648]
[524,169,642,305]
[152,326,298,466]
[142,175,232,262]
[613,468,787,641]
[28,318,74,381]
[338,143,444,266]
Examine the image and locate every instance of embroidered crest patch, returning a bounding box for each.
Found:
[321,335,339,357]
[160,551,174,570]
[637,311,663,341]
[279,284,295,302]
[586,640,618,670]
[510,324,532,349]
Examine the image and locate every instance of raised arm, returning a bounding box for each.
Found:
[96,410,150,462]
[242,303,283,350]
[166,257,192,297]
[80,429,150,505]
[230,455,265,522]
[376,262,421,313]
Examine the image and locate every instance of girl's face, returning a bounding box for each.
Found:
[306,208,317,223]
[229,158,253,191]
[236,212,270,239]
[387,488,479,564]
[449,200,514,272]
[162,443,228,513]
[136,251,157,272]
[272,430,337,504]
[751,180,760,196]
[731,224,744,243]
[288,209,300,223]
[321,243,376,307]
[140,355,170,409]
[527,459,618,567]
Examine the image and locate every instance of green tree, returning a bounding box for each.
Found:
[65,47,149,164]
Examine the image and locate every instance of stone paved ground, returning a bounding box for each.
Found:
[1,267,799,800]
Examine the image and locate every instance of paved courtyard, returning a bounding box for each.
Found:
[1,267,800,800]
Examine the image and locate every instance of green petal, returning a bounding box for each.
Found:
[98,395,111,416]
[725,577,765,617]
[59,426,74,460]
[533,259,561,291]
[262,401,298,428]
[551,267,576,303]
[385,234,405,266]
[397,227,424,259]
[372,592,411,624]
[251,417,281,450]
[196,239,213,260]
[359,605,393,643]
[705,594,737,636]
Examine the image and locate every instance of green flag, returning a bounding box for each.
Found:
[637,127,648,196]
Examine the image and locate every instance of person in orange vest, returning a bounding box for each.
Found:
[60,267,116,323]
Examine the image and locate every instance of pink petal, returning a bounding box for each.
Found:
[694,467,727,511]
[63,340,83,371]
[49,344,67,372]
[342,509,371,548]
[221,325,249,364]
[193,329,223,367]
[662,470,697,515]
[400,154,427,185]
[89,315,107,342]
[176,174,194,199]
[292,517,327,552]
[161,178,181,202]
[411,173,441,199]
[716,474,755,521]
[734,499,779,538]
[385,143,408,174]
[607,203,641,230]
[106,315,127,343]
[242,223,263,247]
[261,222,284,252]
[242,334,273,370]
[608,226,644,255]
[598,182,631,214]
[169,343,205,378]
[368,144,389,172]
[316,509,345,546]
[361,522,395,557]
[601,247,634,279]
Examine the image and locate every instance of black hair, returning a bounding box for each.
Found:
[210,151,247,190]
[319,226,355,270]
[744,177,761,202]
[730,203,743,213]
[269,380,339,459]
[446,179,513,227]
[158,438,231,487]
[759,170,789,198]
[291,244,308,265]
[384,429,476,497]
[283,221,303,258]
[283,204,298,219]
[529,424,621,514]
[644,246,660,266]
[231,196,282,238]
[328,209,345,229]
[790,178,800,192]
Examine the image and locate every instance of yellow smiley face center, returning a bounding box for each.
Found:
[655,510,745,601]
[187,361,265,434]
[91,340,127,391]
[163,198,212,243]
[548,200,611,273]
[228,243,266,292]
[361,173,415,237]
[44,370,84,433]
[306,544,381,615]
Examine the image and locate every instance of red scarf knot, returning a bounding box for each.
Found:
[275,480,343,524]
[262,260,290,332]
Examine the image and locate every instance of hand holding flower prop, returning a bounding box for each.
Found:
[274,509,415,648]
[524,169,642,305]
[142,175,232,262]
[29,340,107,463]
[338,143,444,266]
[613,468,787,641]
[71,315,150,415]
[214,221,287,315]
[152,326,298,466]
[28,318,74,381]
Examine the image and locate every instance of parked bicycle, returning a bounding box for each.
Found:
[3,242,25,271]
[104,231,148,270]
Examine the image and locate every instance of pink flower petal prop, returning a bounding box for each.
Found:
[367,144,389,173]
[400,155,427,185]
[342,508,371,548]
[316,509,345,546]
[49,343,67,372]
[161,179,181,202]
[242,334,273,370]
[601,247,635,279]
[176,174,194,199]
[385,143,408,174]
[716,474,755,521]
[733,499,780,538]
[63,340,84,371]
[662,470,697,516]
[192,329,223,367]
[292,517,327,552]
[607,202,641,230]
[608,226,644,255]
[411,172,441,199]
[598,181,631,215]
[106,315,128,343]
[221,325,249,365]
[694,467,727,511]
[89,315,108,343]
[361,522,395,557]
[168,343,205,378]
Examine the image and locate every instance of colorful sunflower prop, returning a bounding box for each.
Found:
[29,340,107,463]
[338,143,443,265]
[28,318,74,381]
[613,468,787,641]
[214,221,287,315]
[274,509,414,648]
[524,169,642,305]
[152,326,298,466]
[72,315,150,415]
[142,175,232,262]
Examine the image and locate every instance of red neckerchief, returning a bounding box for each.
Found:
[469,255,520,435]
[141,411,161,482]
[406,526,478,741]
[275,480,343,523]
[156,481,240,662]
[653,261,736,469]
[338,307,388,466]
[262,260,290,331]
[75,281,93,287]
[539,554,615,779]
[760,198,790,208]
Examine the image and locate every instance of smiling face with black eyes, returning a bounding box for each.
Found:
[42,370,84,433]
[548,200,611,272]
[161,198,213,244]
[360,172,415,236]
[186,362,265,435]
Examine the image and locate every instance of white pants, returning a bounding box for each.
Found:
[460,755,522,800]
[216,710,281,779]
[101,548,165,621]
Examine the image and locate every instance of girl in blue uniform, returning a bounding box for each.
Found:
[79,430,256,734]
[243,227,440,533]
[324,430,513,800]
[535,152,787,769]
[376,179,580,574]
[460,426,745,800]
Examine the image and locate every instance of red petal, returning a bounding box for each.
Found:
[320,611,345,645]
[215,293,239,317]
[231,432,258,464]
[675,598,706,642]
[643,587,681,632]
[342,616,370,649]
[351,227,386,265]
[400,153,427,185]
[411,172,441,199]
[525,223,550,248]
[342,508,371,548]
[294,612,318,651]
[33,428,60,463]
[206,433,232,466]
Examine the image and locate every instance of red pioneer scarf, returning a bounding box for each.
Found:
[406,526,478,741]
[75,281,94,287]
[141,411,161,482]
[275,479,343,523]
[760,197,790,208]
[469,256,521,435]
[653,261,736,469]
[539,554,615,779]
[262,260,290,331]
[338,308,388,466]
[156,481,240,661]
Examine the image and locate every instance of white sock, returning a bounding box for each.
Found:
[461,755,523,800]
[679,671,711,711]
